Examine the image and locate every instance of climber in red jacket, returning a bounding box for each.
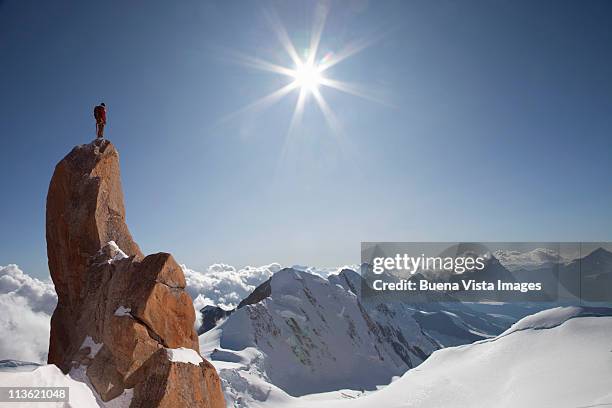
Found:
[93,103,107,138]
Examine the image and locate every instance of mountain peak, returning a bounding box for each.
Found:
[585,247,612,259]
[46,141,224,407]
[47,139,142,307]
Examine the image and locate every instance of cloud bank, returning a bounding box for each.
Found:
[182,263,282,311]
[0,265,57,363]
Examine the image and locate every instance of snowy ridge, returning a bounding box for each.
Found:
[206,268,439,397]
[325,306,612,408]
[494,248,569,271]
[493,305,612,338]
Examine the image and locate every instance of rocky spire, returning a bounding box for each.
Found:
[46,139,224,407]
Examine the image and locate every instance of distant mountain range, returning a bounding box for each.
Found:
[494,248,570,271]
[380,245,612,303]
[511,247,612,302]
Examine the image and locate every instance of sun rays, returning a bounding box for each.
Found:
[224,5,379,136]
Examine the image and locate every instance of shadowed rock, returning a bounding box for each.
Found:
[46,139,224,407]
[198,305,233,335]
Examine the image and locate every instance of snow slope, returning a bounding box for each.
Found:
[287,306,612,408]
[0,364,99,408]
[202,306,612,408]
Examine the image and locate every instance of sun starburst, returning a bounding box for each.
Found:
[224,5,381,136]
[292,60,323,94]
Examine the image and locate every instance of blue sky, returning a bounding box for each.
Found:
[1,0,612,278]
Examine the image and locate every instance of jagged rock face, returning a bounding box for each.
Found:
[46,139,224,408]
[131,349,223,408]
[46,140,142,307]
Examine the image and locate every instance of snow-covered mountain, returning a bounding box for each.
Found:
[202,268,438,396]
[199,267,523,406]
[507,247,612,302]
[329,268,513,346]
[561,247,612,301]
[494,248,569,271]
[202,306,612,408]
[2,259,611,408]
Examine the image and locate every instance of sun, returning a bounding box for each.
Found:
[292,60,323,94]
[224,5,380,135]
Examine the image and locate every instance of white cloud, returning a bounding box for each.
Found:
[0,294,51,363]
[0,265,57,363]
[0,264,57,314]
[182,263,281,310]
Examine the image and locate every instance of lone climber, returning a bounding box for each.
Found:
[93,103,107,138]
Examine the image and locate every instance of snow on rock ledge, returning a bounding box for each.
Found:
[80,336,103,359]
[166,347,204,365]
[106,241,128,263]
[113,305,131,317]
